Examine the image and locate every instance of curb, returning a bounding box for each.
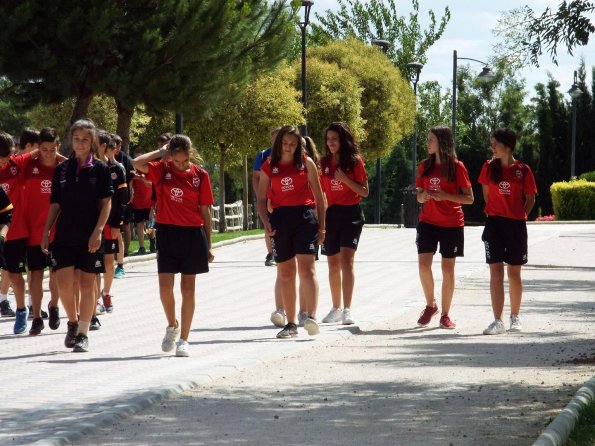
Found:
[533,375,595,446]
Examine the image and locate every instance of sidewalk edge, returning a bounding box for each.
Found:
[532,375,595,446]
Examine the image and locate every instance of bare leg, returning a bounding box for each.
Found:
[327,254,342,309]
[8,272,26,310]
[277,258,297,323]
[274,273,283,310]
[122,224,131,256]
[158,273,176,327]
[56,267,77,323]
[340,247,356,309]
[508,265,523,316]
[29,270,44,318]
[78,271,97,335]
[440,257,456,315]
[136,222,145,251]
[179,274,196,341]
[489,263,505,320]
[297,254,318,318]
[418,253,436,307]
[49,271,59,306]
[102,253,115,294]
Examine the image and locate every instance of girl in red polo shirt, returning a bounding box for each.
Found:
[479,128,537,335]
[319,122,368,326]
[132,135,214,357]
[415,126,474,329]
[257,125,326,339]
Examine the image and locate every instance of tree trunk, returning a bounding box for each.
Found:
[218,143,227,233]
[116,99,134,154]
[242,155,249,230]
[62,91,93,156]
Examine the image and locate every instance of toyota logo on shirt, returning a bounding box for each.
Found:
[280,176,294,192]
[41,179,52,193]
[330,178,343,191]
[498,181,511,195]
[429,177,440,192]
[171,188,183,197]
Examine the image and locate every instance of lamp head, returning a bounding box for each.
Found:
[301,0,314,24]
[406,62,423,74]
[477,66,496,83]
[371,39,390,53]
[568,84,582,99]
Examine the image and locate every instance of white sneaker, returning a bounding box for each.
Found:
[161,321,180,352]
[95,302,106,315]
[483,319,506,335]
[342,308,354,325]
[322,307,343,323]
[297,311,308,326]
[303,317,320,335]
[270,309,286,328]
[509,314,522,332]
[175,339,190,357]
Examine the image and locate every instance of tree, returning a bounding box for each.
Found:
[309,38,416,159]
[494,2,595,67]
[188,64,303,232]
[0,0,297,150]
[311,0,450,72]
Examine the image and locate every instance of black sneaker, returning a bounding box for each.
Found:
[0,299,15,317]
[72,333,89,352]
[28,306,49,320]
[65,321,78,348]
[265,253,275,266]
[90,315,101,331]
[29,317,45,336]
[48,304,60,330]
[149,238,156,253]
[276,323,298,339]
[137,246,146,255]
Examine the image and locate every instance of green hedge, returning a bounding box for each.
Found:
[579,171,595,182]
[550,179,595,220]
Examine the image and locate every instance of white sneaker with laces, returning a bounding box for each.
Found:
[322,307,343,323]
[509,314,522,332]
[270,309,286,328]
[175,339,190,357]
[162,321,180,352]
[483,319,506,335]
[303,317,320,335]
[342,308,354,325]
[297,311,309,326]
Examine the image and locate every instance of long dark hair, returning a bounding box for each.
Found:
[488,128,516,183]
[270,125,305,169]
[304,136,320,168]
[421,125,457,182]
[322,122,360,172]
[168,134,203,164]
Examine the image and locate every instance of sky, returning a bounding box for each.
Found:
[308,0,595,98]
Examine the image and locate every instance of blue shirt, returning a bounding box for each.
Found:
[253,147,272,172]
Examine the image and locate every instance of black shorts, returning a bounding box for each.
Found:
[122,204,133,225]
[102,238,119,255]
[269,206,318,263]
[156,224,209,275]
[26,245,51,271]
[482,216,528,265]
[132,208,151,224]
[4,238,27,273]
[321,204,364,256]
[49,244,106,274]
[416,221,465,258]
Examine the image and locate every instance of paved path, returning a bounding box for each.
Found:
[0,225,593,445]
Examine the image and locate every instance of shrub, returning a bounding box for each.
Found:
[579,171,595,182]
[550,179,595,220]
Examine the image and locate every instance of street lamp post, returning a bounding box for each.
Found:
[406,62,423,187]
[299,0,314,137]
[567,70,583,179]
[451,50,496,144]
[371,39,390,224]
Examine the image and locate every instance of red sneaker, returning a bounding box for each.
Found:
[439,314,456,329]
[417,303,439,327]
[102,294,113,313]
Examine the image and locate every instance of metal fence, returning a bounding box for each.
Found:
[212,200,252,232]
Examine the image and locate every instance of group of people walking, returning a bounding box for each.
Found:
[0,119,536,357]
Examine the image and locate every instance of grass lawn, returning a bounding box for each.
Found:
[568,400,595,446]
[127,229,264,256]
